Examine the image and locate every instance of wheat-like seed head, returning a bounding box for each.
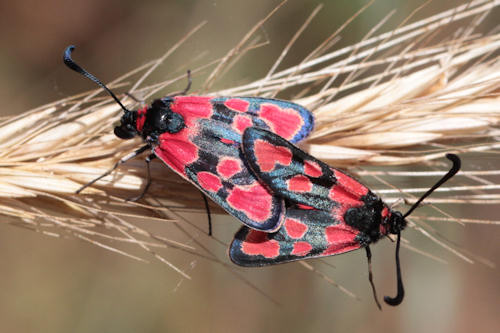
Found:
[0,0,498,280]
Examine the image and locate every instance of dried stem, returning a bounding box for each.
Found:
[0,1,498,282]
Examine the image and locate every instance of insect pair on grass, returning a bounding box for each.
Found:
[64,46,460,308]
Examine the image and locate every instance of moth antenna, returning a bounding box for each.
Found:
[63,45,131,114]
[384,154,461,306]
[384,232,404,306]
[403,154,461,219]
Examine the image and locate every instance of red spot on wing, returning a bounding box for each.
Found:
[291,241,312,256]
[155,96,214,175]
[197,172,223,193]
[284,218,308,239]
[328,185,362,207]
[217,157,242,179]
[155,129,198,176]
[297,204,315,210]
[304,160,322,177]
[220,138,236,145]
[287,175,313,193]
[136,107,147,132]
[323,225,360,255]
[241,229,280,258]
[226,182,273,222]
[259,104,304,141]
[170,96,213,127]
[334,170,369,197]
[224,98,250,112]
[233,114,253,134]
[325,224,357,243]
[253,139,292,172]
[328,170,368,207]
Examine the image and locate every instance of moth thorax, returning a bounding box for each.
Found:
[143,107,185,136]
[164,111,184,133]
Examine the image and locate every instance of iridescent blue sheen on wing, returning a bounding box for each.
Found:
[230,208,361,267]
[154,96,314,232]
[242,127,336,210]
[210,97,314,143]
[230,127,393,265]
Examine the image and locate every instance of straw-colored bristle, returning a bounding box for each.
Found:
[0,1,499,277]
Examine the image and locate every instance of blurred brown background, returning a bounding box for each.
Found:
[0,0,499,332]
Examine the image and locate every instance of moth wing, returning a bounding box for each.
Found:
[229,208,363,266]
[241,127,370,212]
[154,96,314,232]
[210,97,314,143]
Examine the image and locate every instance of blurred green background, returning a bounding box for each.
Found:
[0,0,499,332]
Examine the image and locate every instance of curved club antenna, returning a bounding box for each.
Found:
[63,45,131,114]
[384,153,461,306]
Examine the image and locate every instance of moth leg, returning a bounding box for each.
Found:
[125,92,145,106]
[200,191,212,236]
[76,145,150,194]
[168,70,192,97]
[365,246,382,310]
[126,153,156,202]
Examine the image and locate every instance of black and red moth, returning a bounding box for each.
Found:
[63,46,314,232]
[230,127,460,307]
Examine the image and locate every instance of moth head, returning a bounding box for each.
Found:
[113,111,138,139]
[387,211,406,235]
[63,45,138,140]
